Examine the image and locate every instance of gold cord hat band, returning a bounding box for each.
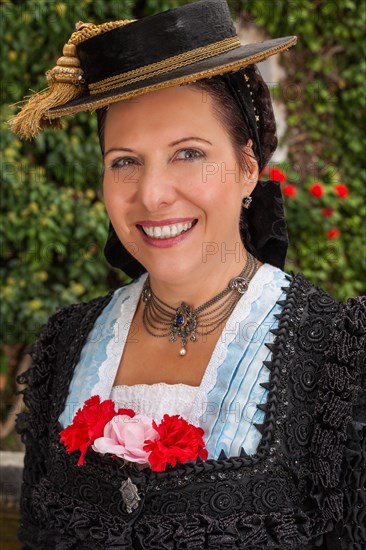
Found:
[89,35,240,94]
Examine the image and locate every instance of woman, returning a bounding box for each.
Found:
[10,0,365,548]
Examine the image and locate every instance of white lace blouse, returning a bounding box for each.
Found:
[110,382,199,421]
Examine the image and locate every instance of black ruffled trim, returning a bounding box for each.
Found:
[134,508,312,550]
[307,297,366,539]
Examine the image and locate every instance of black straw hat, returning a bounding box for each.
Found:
[9,0,296,139]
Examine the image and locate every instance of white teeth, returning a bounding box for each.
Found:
[161,226,170,238]
[141,221,194,239]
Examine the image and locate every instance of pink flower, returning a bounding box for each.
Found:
[92,414,159,464]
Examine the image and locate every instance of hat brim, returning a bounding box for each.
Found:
[48,36,296,118]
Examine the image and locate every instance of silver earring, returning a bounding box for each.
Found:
[242,196,252,209]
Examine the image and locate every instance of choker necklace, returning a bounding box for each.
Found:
[141,252,259,356]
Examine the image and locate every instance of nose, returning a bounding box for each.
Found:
[136,163,177,212]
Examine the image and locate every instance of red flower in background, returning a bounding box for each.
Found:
[269,167,287,184]
[259,166,287,183]
[321,208,334,217]
[309,183,324,198]
[283,184,297,198]
[144,414,208,472]
[334,184,349,198]
[326,228,340,239]
[60,395,135,466]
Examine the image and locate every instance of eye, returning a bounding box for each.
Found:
[175,148,204,162]
[109,157,139,170]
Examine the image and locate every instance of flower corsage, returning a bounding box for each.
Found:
[60,395,208,472]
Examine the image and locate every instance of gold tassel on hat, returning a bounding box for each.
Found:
[8,20,134,139]
[8,41,85,139]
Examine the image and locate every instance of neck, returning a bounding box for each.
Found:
[146,248,260,309]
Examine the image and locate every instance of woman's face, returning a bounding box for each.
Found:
[102,85,258,283]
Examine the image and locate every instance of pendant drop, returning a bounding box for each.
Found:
[179,347,187,356]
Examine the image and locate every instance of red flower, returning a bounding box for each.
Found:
[321,208,334,217]
[144,414,208,472]
[259,166,287,183]
[326,228,340,239]
[309,183,324,198]
[60,395,135,466]
[282,184,297,198]
[269,167,287,184]
[334,183,349,198]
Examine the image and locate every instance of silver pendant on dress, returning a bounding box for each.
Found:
[119,477,141,514]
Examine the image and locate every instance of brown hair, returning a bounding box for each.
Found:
[97,64,277,171]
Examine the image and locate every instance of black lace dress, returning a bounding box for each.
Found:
[16,273,366,549]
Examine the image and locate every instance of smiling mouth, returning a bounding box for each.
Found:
[137,220,198,240]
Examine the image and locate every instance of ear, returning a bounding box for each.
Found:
[241,139,259,196]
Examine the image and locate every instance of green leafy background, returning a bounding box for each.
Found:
[1,0,365,441]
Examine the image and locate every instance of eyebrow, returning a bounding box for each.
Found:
[104,137,212,158]
[104,147,134,158]
[169,137,213,147]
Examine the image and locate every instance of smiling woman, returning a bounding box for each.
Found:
[102,86,257,293]
[9,0,365,548]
